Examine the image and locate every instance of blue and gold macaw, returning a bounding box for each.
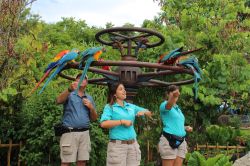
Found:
[178,56,202,100]
[77,47,104,91]
[29,50,70,95]
[158,47,201,65]
[39,48,79,94]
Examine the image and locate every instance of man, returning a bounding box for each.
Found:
[56,73,98,166]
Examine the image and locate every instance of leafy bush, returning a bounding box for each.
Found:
[188,151,232,166]
[206,125,240,145]
[229,116,241,129]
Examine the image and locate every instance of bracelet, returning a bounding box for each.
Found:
[68,87,73,92]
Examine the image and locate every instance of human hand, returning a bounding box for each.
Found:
[83,98,94,111]
[121,120,132,127]
[136,111,145,117]
[172,90,180,97]
[137,110,152,118]
[185,126,193,132]
[144,111,152,118]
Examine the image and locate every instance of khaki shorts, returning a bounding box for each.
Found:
[106,140,141,166]
[158,135,187,159]
[60,131,91,163]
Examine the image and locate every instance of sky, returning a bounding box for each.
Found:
[30,0,162,27]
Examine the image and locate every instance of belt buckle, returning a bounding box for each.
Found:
[127,140,134,144]
[68,127,73,132]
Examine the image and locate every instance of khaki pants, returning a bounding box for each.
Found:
[158,135,187,159]
[106,140,141,166]
[60,131,91,163]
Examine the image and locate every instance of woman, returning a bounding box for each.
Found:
[158,85,193,166]
[100,82,152,166]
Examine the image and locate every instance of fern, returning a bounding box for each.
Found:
[188,151,206,166]
[188,152,232,166]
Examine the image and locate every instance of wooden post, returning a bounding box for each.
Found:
[18,141,22,166]
[196,143,199,150]
[226,142,229,156]
[7,139,13,166]
[236,145,239,159]
[205,142,208,157]
[216,143,219,156]
[147,140,149,163]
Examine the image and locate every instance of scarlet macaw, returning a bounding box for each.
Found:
[39,49,79,94]
[29,50,70,95]
[77,47,104,91]
[158,47,201,65]
[99,58,111,71]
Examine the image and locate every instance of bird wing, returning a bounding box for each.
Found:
[53,50,70,61]
[39,51,79,94]
[38,64,66,94]
[159,47,183,63]
[30,50,71,95]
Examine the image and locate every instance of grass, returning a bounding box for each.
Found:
[240,128,250,136]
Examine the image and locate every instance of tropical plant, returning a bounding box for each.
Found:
[188,151,232,166]
[206,125,240,145]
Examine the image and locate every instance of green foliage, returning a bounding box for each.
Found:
[206,125,240,145]
[0,87,17,103]
[188,151,207,166]
[18,84,63,165]
[229,116,242,129]
[188,151,232,166]
[89,122,108,166]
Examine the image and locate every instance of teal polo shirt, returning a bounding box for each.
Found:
[100,102,146,140]
[160,101,186,137]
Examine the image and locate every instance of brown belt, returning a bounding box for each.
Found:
[110,139,135,144]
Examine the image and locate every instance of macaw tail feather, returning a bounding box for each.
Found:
[189,65,200,100]
[39,64,65,94]
[159,47,184,63]
[77,59,92,92]
[29,70,52,95]
[179,48,202,56]
[44,61,58,73]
